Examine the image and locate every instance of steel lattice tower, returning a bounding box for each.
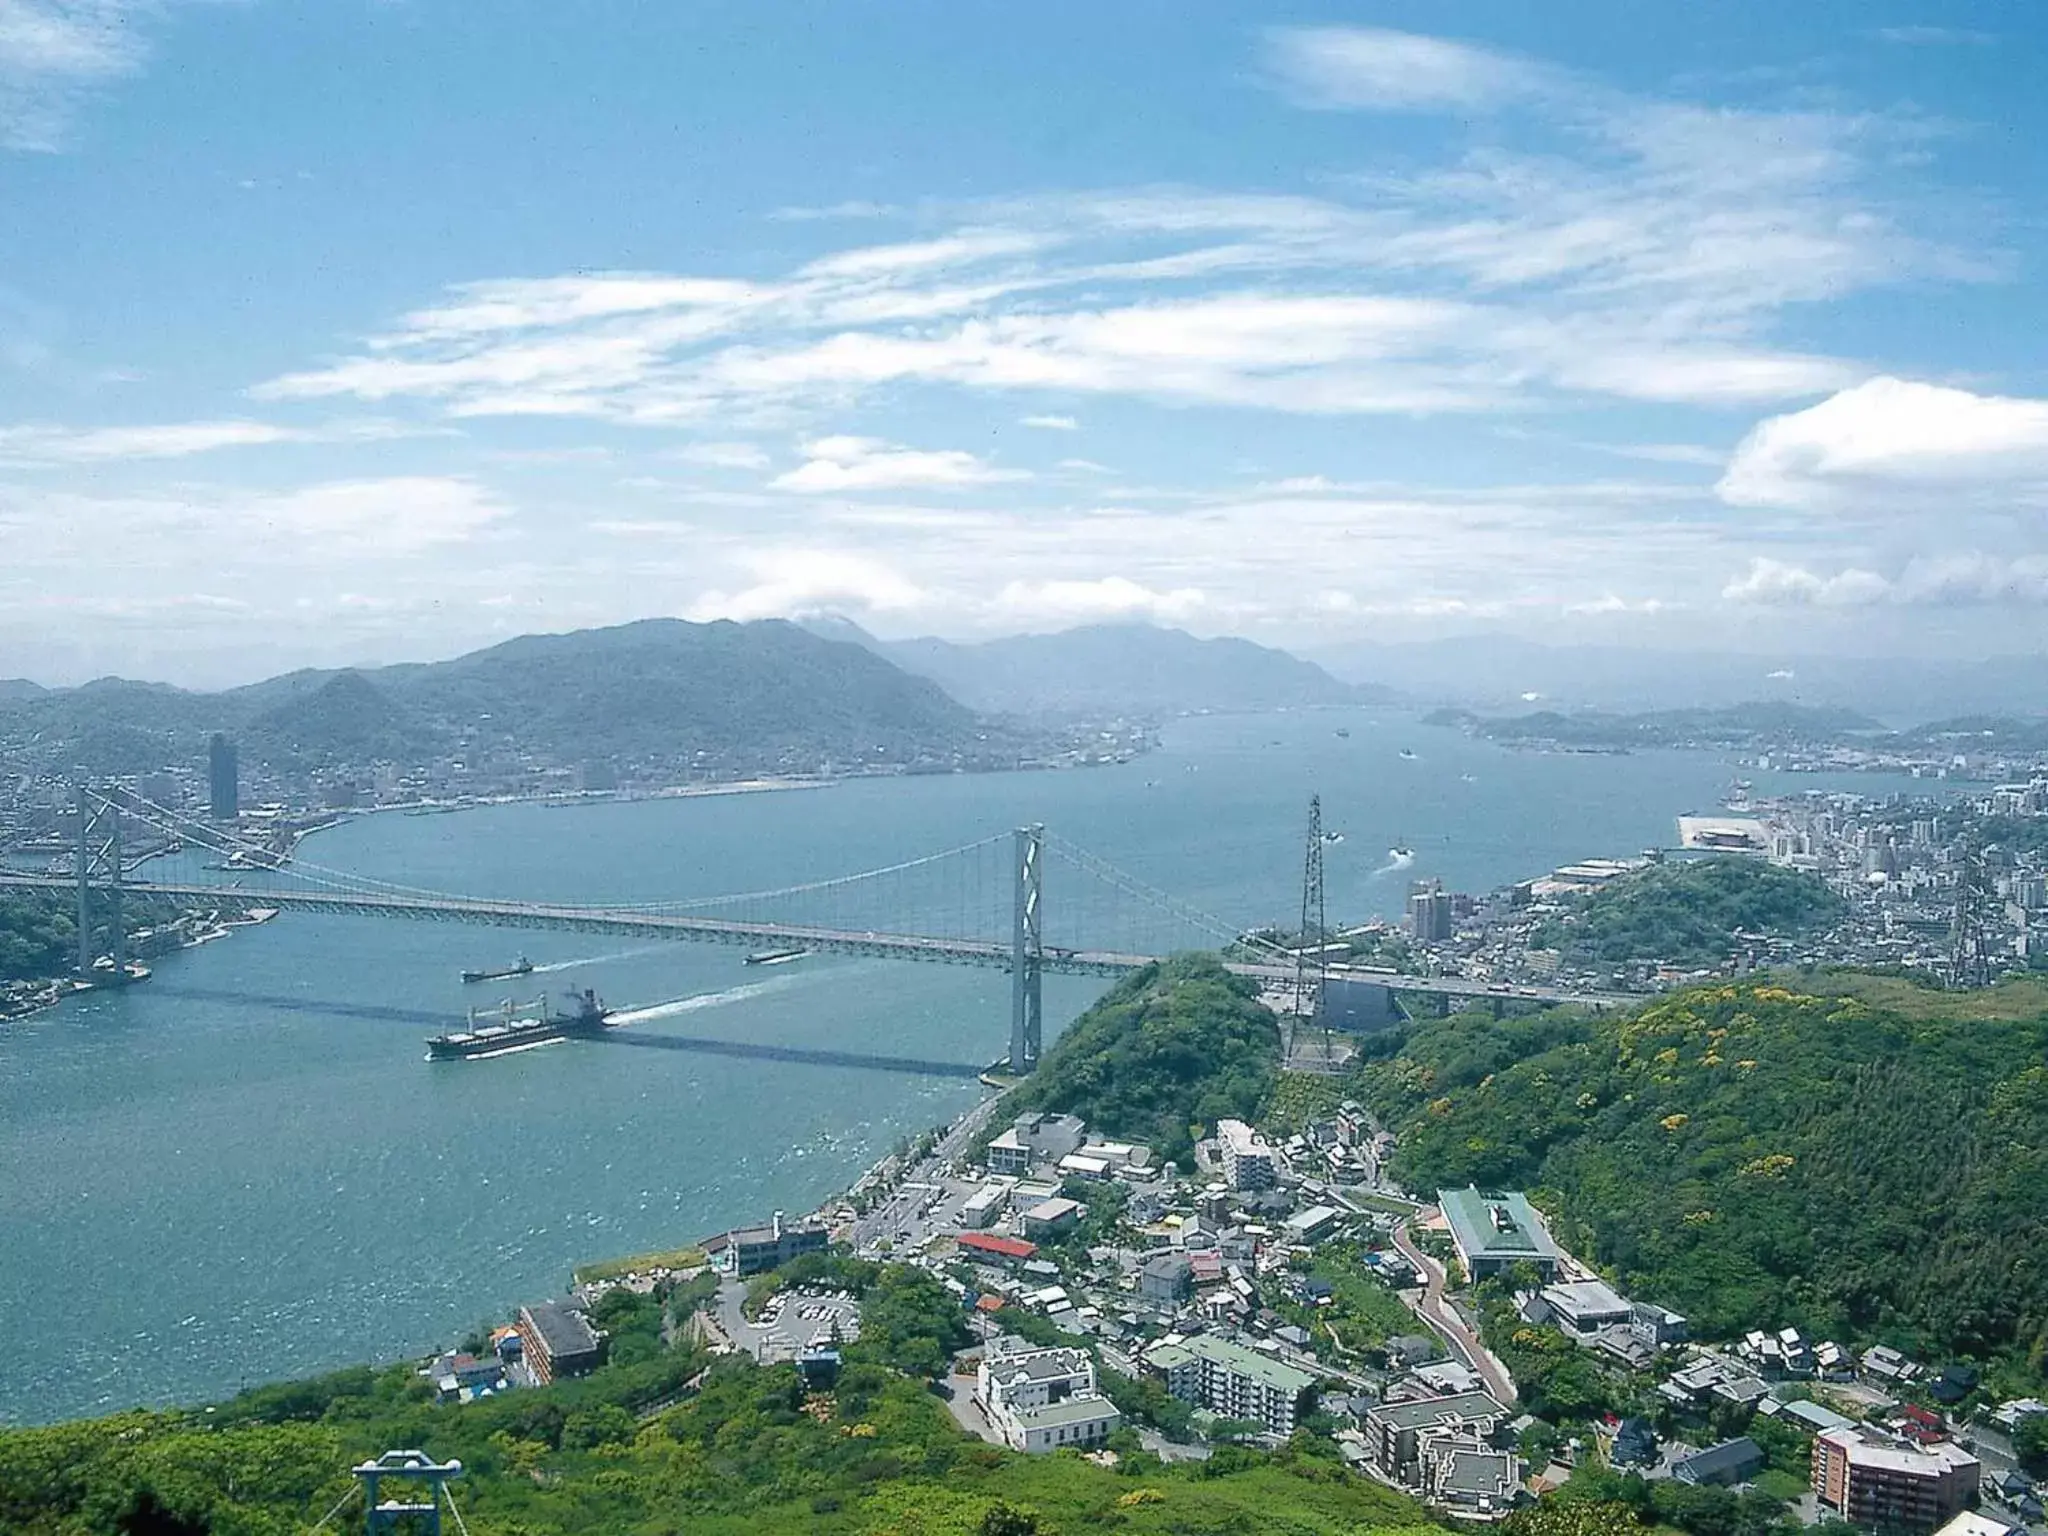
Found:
[1949,835,1991,988]
[1295,795,1326,1027]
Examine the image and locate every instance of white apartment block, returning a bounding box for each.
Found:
[1217,1118,1277,1191]
[975,1335,1122,1454]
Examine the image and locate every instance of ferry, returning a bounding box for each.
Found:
[460,956,534,984]
[426,988,612,1061]
[744,947,810,967]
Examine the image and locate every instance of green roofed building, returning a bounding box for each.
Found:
[1437,1186,1561,1281]
[1144,1334,1318,1436]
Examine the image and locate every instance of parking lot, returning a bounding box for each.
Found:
[720,1284,863,1362]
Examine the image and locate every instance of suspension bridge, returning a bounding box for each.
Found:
[1,786,1633,1074]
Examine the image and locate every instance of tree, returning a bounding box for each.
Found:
[979,1502,1040,1536]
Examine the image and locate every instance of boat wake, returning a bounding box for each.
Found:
[1371,849,1418,878]
[608,977,807,1025]
[528,945,666,974]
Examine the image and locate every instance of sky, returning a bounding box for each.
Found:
[3,1,2048,686]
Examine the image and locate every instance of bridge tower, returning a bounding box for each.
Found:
[73,784,124,980]
[351,1449,463,1534]
[1294,794,1327,1028]
[1009,824,1044,1074]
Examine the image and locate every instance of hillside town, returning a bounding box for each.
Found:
[476,1089,2048,1534]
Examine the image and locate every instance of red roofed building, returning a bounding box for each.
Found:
[959,1232,1037,1264]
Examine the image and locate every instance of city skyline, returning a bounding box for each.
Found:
[5,3,2048,684]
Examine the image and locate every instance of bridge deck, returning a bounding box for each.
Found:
[0,874,1637,1008]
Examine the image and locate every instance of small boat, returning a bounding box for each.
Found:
[1388,847,1415,862]
[461,957,534,984]
[1334,727,1351,739]
[745,947,810,967]
[1397,748,1417,760]
[1322,831,1345,844]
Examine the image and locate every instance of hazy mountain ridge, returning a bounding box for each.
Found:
[1313,635,2048,719]
[0,618,984,778]
[807,617,1393,717]
[1427,701,1887,749]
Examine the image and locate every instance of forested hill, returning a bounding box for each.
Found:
[1001,953,1280,1169]
[1360,983,2048,1374]
[1532,857,1845,968]
[0,618,985,777]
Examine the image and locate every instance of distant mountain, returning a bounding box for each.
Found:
[1427,701,1885,750]
[0,680,43,705]
[810,618,1390,717]
[1312,635,2048,720]
[0,618,984,779]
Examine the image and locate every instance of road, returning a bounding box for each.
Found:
[851,1091,1006,1255]
[1388,1210,1518,1405]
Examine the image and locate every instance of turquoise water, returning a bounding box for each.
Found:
[0,709,1885,1422]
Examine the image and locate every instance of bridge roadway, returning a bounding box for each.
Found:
[0,874,1639,1009]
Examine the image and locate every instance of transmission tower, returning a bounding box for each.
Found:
[1294,795,1327,1032]
[1949,835,1991,989]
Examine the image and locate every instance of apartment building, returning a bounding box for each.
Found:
[1814,1427,1980,1533]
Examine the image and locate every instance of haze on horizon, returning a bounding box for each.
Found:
[4,2,2048,688]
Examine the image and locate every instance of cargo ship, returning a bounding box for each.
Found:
[425,988,611,1060]
[744,947,810,967]
[460,956,534,983]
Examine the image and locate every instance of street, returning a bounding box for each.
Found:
[1388,1210,1518,1404]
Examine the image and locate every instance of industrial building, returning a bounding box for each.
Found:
[975,1335,1122,1453]
[1437,1187,1561,1280]
[1145,1334,1318,1436]
[1814,1427,1980,1532]
[1217,1119,1277,1191]
[516,1300,603,1385]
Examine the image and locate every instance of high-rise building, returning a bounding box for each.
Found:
[1406,878,1453,942]
[208,733,238,821]
[1217,1118,1276,1191]
[1814,1427,1979,1533]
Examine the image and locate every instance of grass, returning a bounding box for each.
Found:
[571,1245,708,1284]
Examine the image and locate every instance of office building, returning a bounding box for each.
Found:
[975,1335,1121,1454]
[1146,1334,1318,1436]
[516,1301,603,1385]
[1217,1119,1276,1191]
[1814,1428,1980,1532]
[987,1112,1087,1175]
[208,733,238,821]
[1437,1187,1562,1281]
[718,1211,828,1276]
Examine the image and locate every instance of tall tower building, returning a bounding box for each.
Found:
[208,733,239,821]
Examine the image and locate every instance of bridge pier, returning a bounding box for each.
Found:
[1009,824,1043,1075]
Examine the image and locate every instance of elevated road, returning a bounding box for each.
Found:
[0,873,1641,1010]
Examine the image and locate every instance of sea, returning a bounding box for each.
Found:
[0,707,1924,1423]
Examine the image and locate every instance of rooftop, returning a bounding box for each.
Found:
[1819,1428,1979,1477]
[1174,1335,1318,1395]
[521,1300,599,1360]
[1438,1186,1561,1264]
[1370,1389,1508,1431]
[1010,1395,1119,1429]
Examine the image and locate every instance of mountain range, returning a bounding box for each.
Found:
[801,617,1389,717]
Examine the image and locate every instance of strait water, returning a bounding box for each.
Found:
[0,709,1905,1422]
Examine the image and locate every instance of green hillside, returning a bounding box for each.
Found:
[1001,954,1281,1169]
[1360,984,2048,1375]
[1531,858,1844,967]
[0,1274,1431,1536]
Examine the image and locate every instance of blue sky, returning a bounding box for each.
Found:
[3,2,2047,684]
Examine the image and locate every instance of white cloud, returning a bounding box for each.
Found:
[1874,26,1993,45]
[0,0,148,150]
[1722,554,2048,608]
[1263,26,1560,112]
[0,417,430,465]
[770,436,1026,493]
[1719,376,2048,508]
[994,575,1206,625]
[669,440,770,470]
[684,549,925,621]
[1020,414,1078,430]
